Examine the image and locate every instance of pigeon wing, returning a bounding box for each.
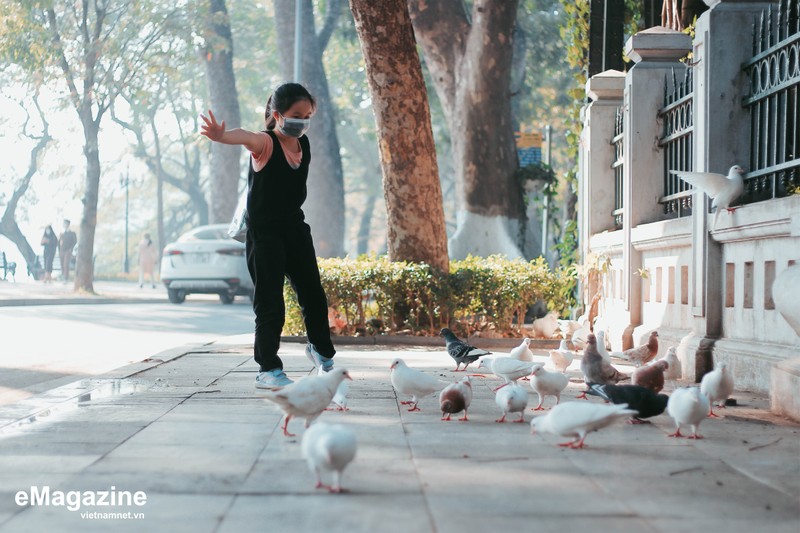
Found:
[672,171,730,199]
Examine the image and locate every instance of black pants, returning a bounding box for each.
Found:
[246,223,335,372]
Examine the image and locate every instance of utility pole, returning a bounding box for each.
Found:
[293,0,303,81]
[542,125,552,258]
[122,167,130,274]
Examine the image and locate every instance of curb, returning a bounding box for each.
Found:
[0,297,165,307]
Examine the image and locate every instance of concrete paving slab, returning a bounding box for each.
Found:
[0,342,797,532]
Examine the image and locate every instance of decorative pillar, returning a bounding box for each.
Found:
[579,69,625,262]
[680,0,772,381]
[622,27,691,346]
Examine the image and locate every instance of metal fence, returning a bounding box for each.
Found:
[611,105,624,228]
[742,0,800,203]
[657,67,694,219]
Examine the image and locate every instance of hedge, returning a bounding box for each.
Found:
[282,254,573,337]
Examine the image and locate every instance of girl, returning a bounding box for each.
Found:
[200,83,336,389]
[40,225,58,284]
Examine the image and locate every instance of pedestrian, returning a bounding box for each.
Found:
[138,233,158,288]
[58,219,77,282]
[200,82,336,390]
[40,225,58,284]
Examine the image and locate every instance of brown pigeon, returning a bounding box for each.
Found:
[631,360,669,393]
[611,331,659,367]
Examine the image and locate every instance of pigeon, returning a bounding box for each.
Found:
[661,346,682,382]
[301,423,357,493]
[631,360,669,393]
[440,328,491,371]
[586,384,669,423]
[557,319,583,339]
[494,383,529,423]
[578,333,629,399]
[671,165,745,228]
[530,401,637,449]
[529,364,569,410]
[509,337,534,362]
[439,376,473,421]
[478,357,537,391]
[532,311,560,338]
[595,330,612,362]
[318,366,349,411]
[571,325,591,350]
[611,331,659,367]
[261,368,353,437]
[548,340,575,373]
[700,362,735,417]
[667,386,711,439]
[390,358,446,412]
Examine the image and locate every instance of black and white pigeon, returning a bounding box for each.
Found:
[586,384,668,424]
[440,328,491,371]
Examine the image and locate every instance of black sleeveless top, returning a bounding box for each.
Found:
[247,130,311,229]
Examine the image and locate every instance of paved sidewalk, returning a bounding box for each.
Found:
[0,340,797,533]
[0,279,166,306]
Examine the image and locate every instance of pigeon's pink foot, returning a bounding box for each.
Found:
[328,486,348,493]
[576,392,588,400]
[494,415,507,423]
[708,410,721,418]
[407,405,421,412]
[452,368,462,372]
[628,418,650,425]
[400,400,414,405]
[570,440,586,449]
[667,429,683,438]
[336,406,350,412]
[513,415,526,423]
[458,413,469,422]
[558,441,575,447]
[726,206,739,213]
[492,383,510,392]
[281,418,296,438]
[441,414,452,421]
[687,433,704,439]
[532,403,545,411]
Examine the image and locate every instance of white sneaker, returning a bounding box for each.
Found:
[255,370,293,389]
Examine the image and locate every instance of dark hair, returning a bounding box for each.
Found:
[264,83,316,130]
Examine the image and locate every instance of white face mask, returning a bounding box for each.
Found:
[278,115,311,138]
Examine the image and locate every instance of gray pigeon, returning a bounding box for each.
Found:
[577,333,629,399]
[440,328,491,371]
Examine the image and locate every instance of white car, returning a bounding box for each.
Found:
[160,224,254,304]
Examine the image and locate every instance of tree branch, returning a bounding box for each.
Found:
[45,8,81,114]
[317,0,342,52]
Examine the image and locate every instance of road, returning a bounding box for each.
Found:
[0,299,255,406]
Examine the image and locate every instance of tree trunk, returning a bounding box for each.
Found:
[273,0,345,257]
[349,0,449,272]
[356,193,377,256]
[74,116,101,292]
[408,0,525,260]
[203,0,241,224]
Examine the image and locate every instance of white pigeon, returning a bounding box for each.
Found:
[671,165,745,228]
[509,337,534,362]
[661,346,681,382]
[532,311,560,338]
[494,383,529,423]
[301,422,357,493]
[478,357,536,391]
[529,364,569,410]
[595,330,612,362]
[667,386,710,439]
[548,340,574,373]
[700,362,735,417]
[571,326,590,350]
[530,401,637,449]
[439,376,473,421]
[390,358,446,412]
[557,319,583,339]
[318,365,349,411]
[261,368,353,437]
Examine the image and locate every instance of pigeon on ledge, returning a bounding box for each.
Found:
[671,165,745,229]
[611,331,659,367]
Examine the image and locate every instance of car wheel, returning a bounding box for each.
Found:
[220,292,235,305]
[168,288,186,304]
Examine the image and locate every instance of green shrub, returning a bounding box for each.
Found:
[282,254,574,337]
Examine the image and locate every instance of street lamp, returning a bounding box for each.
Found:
[121,168,129,273]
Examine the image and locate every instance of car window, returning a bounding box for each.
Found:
[178,227,229,241]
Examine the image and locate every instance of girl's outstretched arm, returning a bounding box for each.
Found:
[200,109,266,155]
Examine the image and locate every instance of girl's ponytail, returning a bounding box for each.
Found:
[264,94,276,130]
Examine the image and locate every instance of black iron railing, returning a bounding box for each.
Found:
[611,105,624,228]
[658,67,694,219]
[742,0,800,203]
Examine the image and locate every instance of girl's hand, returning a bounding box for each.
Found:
[200,110,225,141]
